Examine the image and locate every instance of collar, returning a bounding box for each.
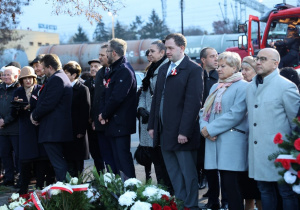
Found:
[173,56,185,67]
[5,81,18,89]
[110,56,126,71]
[204,69,218,80]
[71,79,78,87]
[255,68,278,87]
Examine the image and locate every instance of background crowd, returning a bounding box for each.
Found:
[0,33,300,210]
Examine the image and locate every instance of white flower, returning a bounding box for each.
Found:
[50,189,61,195]
[10,193,19,201]
[142,186,158,198]
[103,173,115,183]
[157,189,171,198]
[118,191,137,207]
[8,201,20,209]
[293,184,300,194]
[18,197,26,205]
[124,178,142,188]
[284,171,297,184]
[86,188,100,202]
[130,200,151,210]
[70,177,79,185]
[0,204,9,210]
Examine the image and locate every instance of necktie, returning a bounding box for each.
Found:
[167,63,176,77]
[105,67,110,74]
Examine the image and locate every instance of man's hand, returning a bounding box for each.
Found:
[98,113,108,125]
[77,134,84,138]
[30,114,39,126]
[92,121,95,130]
[0,119,4,128]
[148,129,154,139]
[178,134,188,144]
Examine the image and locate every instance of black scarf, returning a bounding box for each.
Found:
[142,55,167,91]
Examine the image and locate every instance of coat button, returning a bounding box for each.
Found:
[254,105,258,108]
[118,130,120,132]
[254,141,257,144]
[254,123,257,126]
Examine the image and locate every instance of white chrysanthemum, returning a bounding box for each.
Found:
[157,189,171,198]
[142,186,158,197]
[124,178,142,188]
[85,188,100,202]
[118,191,137,207]
[130,200,151,210]
[50,189,61,195]
[0,204,9,210]
[103,173,115,183]
[8,201,20,209]
[70,177,79,185]
[18,197,26,205]
[293,184,300,194]
[11,193,19,200]
[284,171,297,184]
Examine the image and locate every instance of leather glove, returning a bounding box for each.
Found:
[138,108,150,124]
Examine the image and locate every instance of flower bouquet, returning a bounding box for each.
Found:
[269,117,300,193]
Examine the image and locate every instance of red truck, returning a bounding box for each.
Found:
[226,3,300,69]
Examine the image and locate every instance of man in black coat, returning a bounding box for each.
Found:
[31,54,73,182]
[99,38,136,178]
[148,33,203,209]
[93,44,117,174]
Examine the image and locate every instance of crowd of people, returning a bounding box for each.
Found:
[0,33,300,210]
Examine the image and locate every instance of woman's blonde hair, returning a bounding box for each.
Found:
[218,51,241,72]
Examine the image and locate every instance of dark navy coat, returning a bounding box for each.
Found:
[100,56,137,137]
[12,85,47,160]
[64,80,90,160]
[32,70,73,143]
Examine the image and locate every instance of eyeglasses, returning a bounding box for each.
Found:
[254,56,277,63]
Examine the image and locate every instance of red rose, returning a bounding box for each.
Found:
[274,133,284,144]
[294,138,300,150]
[161,194,169,202]
[297,154,300,164]
[163,207,171,210]
[281,160,291,170]
[152,203,162,210]
[170,202,177,210]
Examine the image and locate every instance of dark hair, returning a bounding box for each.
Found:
[165,33,187,48]
[280,67,300,88]
[200,47,216,59]
[109,38,127,56]
[101,44,108,49]
[145,49,150,56]
[40,54,62,71]
[19,77,37,86]
[63,61,82,79]
[151,40,166,52]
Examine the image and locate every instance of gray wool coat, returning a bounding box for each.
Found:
[200,79,249,171]
[247,69,300,181]
[138,58,168,147]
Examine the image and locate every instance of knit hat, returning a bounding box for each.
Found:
[19,66,37,80]
[242,56,256,70]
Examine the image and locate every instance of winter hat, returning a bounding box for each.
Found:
[19,66,37,80]
[242,56,256,71]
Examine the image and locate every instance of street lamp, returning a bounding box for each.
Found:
[108,12,115,39]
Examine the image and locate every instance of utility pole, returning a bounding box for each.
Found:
[181,0,184,35]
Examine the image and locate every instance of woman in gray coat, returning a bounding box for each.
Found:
[200,52,248,210]
[137,40,172,191]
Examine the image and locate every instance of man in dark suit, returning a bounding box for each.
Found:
[99,38,136,178]
[30,54,73,182]
[148,33,203,209]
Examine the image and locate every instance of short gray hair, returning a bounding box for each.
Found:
[109,38,127,56]
[218,52,241,72]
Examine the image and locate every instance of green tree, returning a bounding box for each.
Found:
[127,16,144,40]
[114,20,128,39]
[93,21,109,42]
[140,9,170,39]
[184,26,207,36]
[72,26,89,43]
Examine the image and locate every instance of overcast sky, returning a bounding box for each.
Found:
[18,0,298,42]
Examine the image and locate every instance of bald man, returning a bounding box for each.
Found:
[0,66,20,186]
[246,48,300,209]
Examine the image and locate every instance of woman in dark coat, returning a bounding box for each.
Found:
[11,66,47,194]
[63,61,90,177]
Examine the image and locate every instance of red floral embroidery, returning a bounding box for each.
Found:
[274,133,284,144]
[294,138,300,150]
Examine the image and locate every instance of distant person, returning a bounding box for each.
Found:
[247,48,300,210]
[63,61,90,177]
[0,66,20,186]
[99,38,137,178]
[6,61,21,69]
[30,55,47,85]
[280,67,300,90]
[93,44,117,174]
[241,56,257,82]
[30,54,73,182]
[148,33,203,209]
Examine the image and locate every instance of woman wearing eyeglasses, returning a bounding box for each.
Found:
[200,51,248,210]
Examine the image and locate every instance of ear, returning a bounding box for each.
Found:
[180,45,185,53]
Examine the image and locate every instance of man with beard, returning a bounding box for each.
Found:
[99,39,136,178]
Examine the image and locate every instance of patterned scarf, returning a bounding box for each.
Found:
[202,72,243,121]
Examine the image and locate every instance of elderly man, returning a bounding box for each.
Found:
[99,39,137,178]
[31,54,73,182]
[148,33,203,209]
[0,66,20,186]
[247,48,300,209]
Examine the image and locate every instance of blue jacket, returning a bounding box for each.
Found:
[32,70,73,143]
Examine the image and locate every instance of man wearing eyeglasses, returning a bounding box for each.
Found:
[247,48,300,210]
[98,38,137,178]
